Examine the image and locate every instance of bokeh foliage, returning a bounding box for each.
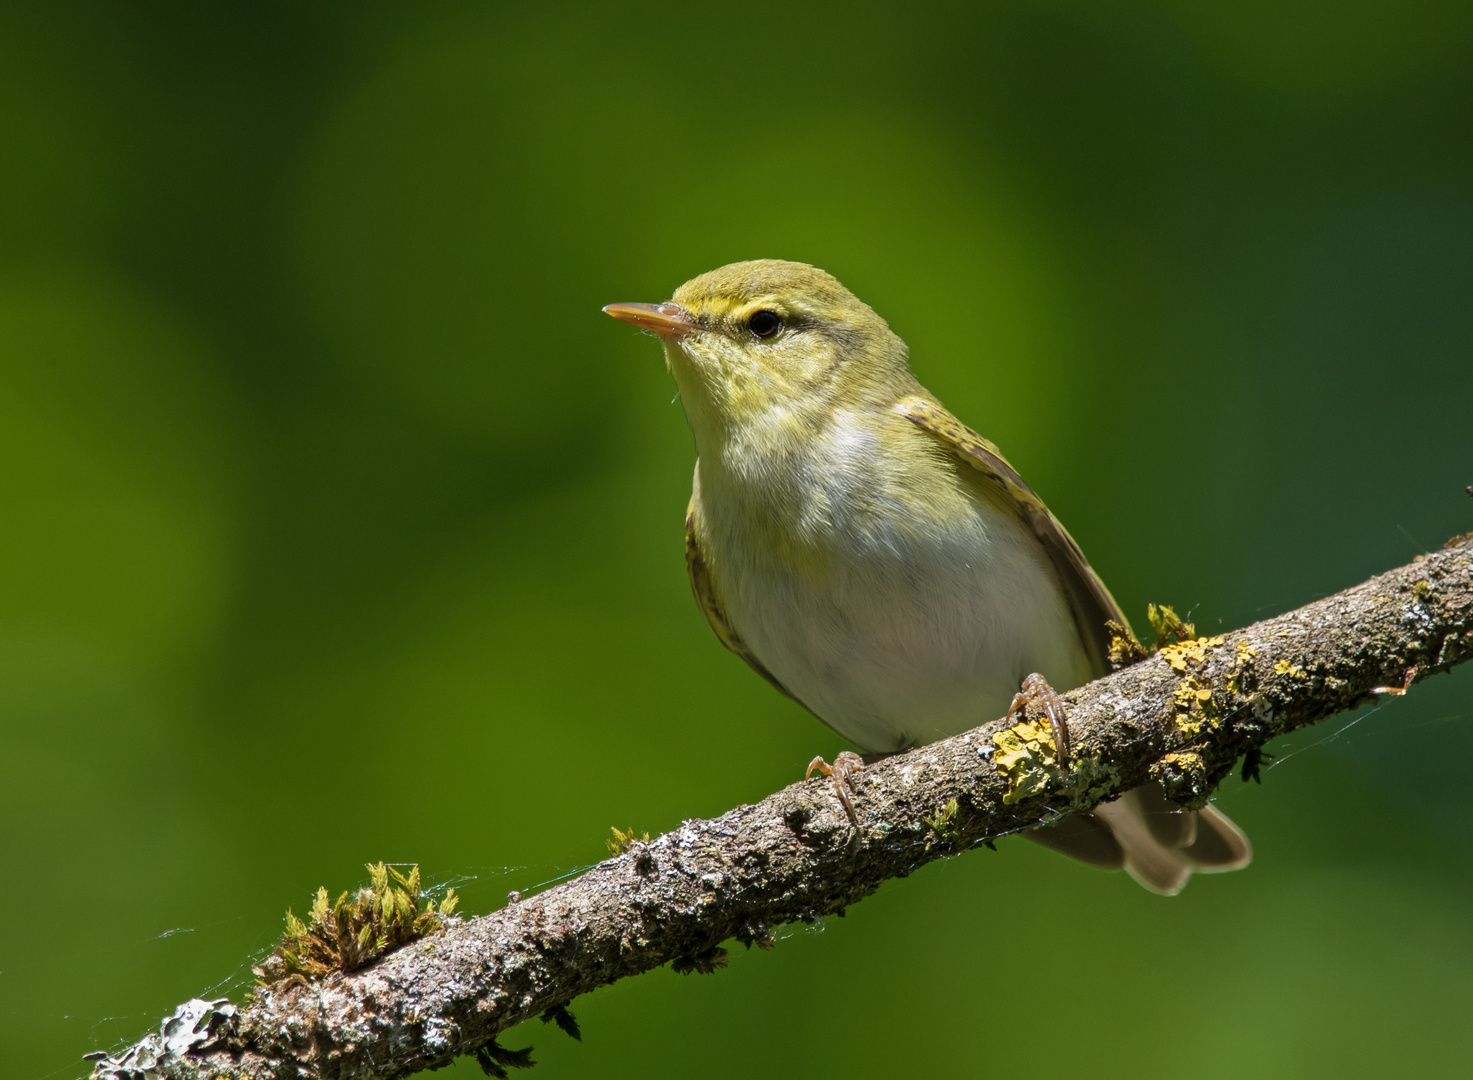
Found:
[2,2,1471,1078]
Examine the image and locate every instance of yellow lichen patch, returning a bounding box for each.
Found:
[1226,641,1257,694]
[1143,613,1229,733]
[1273,659,1305,678]
[1413,579,1431,600]
[993,715,1125,811]
[992,715,1059,805]
[1149,751,1210,805]
[1159,634,1226,673]
[1172,676,1221,736]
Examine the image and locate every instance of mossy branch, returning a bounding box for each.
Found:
[252,863,457,992]
[89,536,1473,1080]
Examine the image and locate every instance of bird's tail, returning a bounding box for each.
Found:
[1025,782,1251,896]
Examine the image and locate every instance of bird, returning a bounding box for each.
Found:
[603,259,1249,894]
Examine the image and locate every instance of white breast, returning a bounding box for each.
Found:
[699,413,1092,753]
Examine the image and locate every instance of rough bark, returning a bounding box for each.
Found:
[90,536,1473,1080]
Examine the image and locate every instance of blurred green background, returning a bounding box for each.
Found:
[3,2,1472,1078]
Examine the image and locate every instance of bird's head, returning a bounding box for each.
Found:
[604,259,912,450]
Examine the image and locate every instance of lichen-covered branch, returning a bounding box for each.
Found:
[92,536,1473,1080]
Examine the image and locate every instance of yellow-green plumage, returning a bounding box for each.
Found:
[608,259,1249,894]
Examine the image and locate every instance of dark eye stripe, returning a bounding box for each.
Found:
[748,310,782,338]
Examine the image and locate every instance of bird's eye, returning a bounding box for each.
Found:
[747,310,782,339]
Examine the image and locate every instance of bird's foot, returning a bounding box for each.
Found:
[1006,672,1071,767]
[805,751,864,824]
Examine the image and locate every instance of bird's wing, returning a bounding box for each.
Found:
[685,496,803,703]
[897,394,1130,677]
[902,396,1248,894]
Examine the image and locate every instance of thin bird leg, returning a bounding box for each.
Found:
[806,751,864,824]
[1006,672,1071,767]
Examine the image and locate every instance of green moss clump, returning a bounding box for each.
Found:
[922,798,963,849]
[253,863,457,990]
[606,826,650,857]
[1148,603,1196,648]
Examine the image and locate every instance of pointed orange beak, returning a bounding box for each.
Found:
[602,301,695,337]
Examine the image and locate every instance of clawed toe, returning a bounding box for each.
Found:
[805,751,864,823]
[1007,672,1071,766]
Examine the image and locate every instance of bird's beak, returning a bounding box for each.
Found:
[602,301,695,337]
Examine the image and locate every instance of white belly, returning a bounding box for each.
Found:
[700,438,1093,753]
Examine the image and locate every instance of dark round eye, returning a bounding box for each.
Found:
[747,310,782,339]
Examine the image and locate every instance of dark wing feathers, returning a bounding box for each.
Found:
[897,395,1129,679]
[896,397,1252,888]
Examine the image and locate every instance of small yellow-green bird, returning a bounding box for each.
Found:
[604,259,1249,894]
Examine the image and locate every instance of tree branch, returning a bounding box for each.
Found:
[91,536,1473,1080]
